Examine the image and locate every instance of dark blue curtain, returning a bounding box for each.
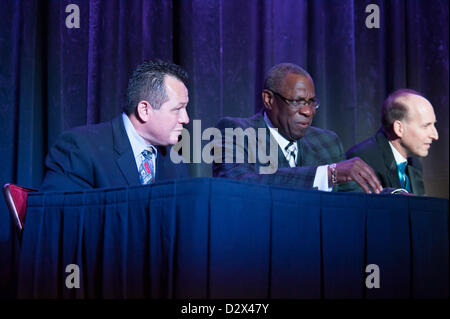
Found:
[0,0,448,297]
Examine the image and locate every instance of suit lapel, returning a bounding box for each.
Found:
[407,159,425,195]
[298,135,325,166]
[254,111,326,168]
[277,144,290,168]
[155,146,168,181]
[375,130,402,188]
[385,157,401,188]
[251,111,291,168]
[112,115,141,186]
[295,140,302,166]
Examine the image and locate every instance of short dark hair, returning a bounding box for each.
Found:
[124,60,188,115]
[264,63,311,92]
[381,89,423,135]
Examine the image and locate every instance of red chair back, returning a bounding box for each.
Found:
[2,183,38,231]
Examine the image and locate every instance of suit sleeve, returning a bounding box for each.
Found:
[340,144,370,193]
[329,136,358,192]
[212,118,317,189]
[40,130,95,191]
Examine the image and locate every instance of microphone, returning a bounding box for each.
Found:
[379,187,414,195]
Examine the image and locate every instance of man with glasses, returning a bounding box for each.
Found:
[212,63,382,193]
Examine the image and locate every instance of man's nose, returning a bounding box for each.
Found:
[299,105,313,116]
[431,125,439,140]
[180,109,189,124]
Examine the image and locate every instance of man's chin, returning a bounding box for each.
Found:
[169,137,181,146]
[291,128,309,140]
[410,150,428,158]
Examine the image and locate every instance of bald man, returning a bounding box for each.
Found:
[346,89,439,195]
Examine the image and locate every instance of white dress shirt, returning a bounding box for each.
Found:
[264,112,331,191]
[388,141,407,166]
[122,113,157,175]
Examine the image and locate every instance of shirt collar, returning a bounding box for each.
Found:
[263,111,293,153]
[388,141,407,165]
[122,113,157,159]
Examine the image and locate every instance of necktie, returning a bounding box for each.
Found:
[285,142,297,167]
[397,161,411,192]
[138,149,155,185]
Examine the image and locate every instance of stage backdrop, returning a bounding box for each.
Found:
[0,0,448,297]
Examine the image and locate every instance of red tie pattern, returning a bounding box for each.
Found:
[139,149,155,185]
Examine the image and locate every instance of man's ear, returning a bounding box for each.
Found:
[136,100,152,122]
[262,89,273,111]
[393,120,404,138]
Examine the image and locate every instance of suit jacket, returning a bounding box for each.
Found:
[212,111,347,190]
[345,129,425,195]
[40,115,190,191]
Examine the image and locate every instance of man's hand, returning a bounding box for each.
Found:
[330,157,383,194]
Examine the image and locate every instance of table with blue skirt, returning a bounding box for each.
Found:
[10,178,450,298]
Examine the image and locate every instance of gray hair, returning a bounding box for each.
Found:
[264,63,311,92]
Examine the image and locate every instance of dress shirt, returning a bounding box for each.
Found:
[388,141,408,166]
[122,113,158,176]
[264,112,331,191]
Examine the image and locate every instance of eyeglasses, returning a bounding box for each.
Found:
[270,90,319,111]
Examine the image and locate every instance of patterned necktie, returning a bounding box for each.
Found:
[285,142,297,167]
[138,149,155,185]
[397,161,411,192]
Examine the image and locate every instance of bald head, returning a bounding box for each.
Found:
[382,89,438,157]
[381,89,421,135]
[397,94,433,119]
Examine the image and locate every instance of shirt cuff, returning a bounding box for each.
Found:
[313,165,332,191]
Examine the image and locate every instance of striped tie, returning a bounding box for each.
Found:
[285,142,297,167]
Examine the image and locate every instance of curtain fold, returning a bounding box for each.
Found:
[0,0,447,195]
[0,0,448,298]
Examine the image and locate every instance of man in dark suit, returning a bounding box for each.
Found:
[212,63,382,194]
[40,60,190,191]
[346,89,438,195]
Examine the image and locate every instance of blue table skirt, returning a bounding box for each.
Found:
[15,178,449,298]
